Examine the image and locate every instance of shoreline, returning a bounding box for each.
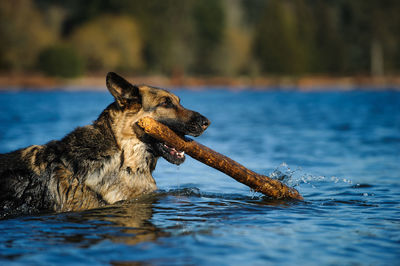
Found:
[1,74,400,91]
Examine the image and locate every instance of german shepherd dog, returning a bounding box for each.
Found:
[0,72,210,218]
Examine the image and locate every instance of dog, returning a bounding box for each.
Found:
[0,72,210,218]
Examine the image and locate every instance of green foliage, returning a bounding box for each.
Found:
[1,0,400,76]
[251,0,400,76]
[253,0,314,75]
[38,45,84,77]
[192,0,225,74]
[127,0,196,74]
[70,15,143,73]
[214,0,253,76]
[0,0,53,71]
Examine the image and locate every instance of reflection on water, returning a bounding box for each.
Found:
[1,196,160,250]
[0,90,399,265]
[62,196,164,246]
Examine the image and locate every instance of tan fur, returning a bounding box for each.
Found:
[21,145,45,176]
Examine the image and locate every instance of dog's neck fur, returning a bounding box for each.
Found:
[86,104,158,202]
[48,103,158,211]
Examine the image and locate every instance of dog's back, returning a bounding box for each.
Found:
[0,120,119,218]
[0,147,50,217]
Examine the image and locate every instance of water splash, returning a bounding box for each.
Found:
[269,162,353,188]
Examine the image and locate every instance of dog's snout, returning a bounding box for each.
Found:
[185,112,210,137]
[200,117,210,130]
[194,113,210,131]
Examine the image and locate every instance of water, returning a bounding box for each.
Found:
[0,89,399,265]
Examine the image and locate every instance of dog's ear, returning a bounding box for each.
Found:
[106,72,141,108]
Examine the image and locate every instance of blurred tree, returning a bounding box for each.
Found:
[240,0,267,26]
[191,0,225,74]
[70,15,143,73]
[334,0,400,75]
[126,0,197,74]
[37,0,199,75]
[311,0,346,74]
[216,0,252,76]
[249,0,400,76]
[253,0,313,75]
[38,45,84,77]
[42,6,68,39]
[165,2,197,76]
[336,1,371,74]
[365,0,400,76]
[1,0,398,76]
[0,0,54,71]
[35,0,110,36]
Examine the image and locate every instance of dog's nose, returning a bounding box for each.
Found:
[200,117,210,130]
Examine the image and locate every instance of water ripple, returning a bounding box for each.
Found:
[1,90,399,265]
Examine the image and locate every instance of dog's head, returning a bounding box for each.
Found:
[106,72,210,165]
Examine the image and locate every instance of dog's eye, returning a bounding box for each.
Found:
[160,97,174,108]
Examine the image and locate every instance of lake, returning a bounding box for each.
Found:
[0,89,399,265]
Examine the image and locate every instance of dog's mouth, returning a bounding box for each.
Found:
[152,122,190,165]
[133,123,186,165]
[149,126,187,165]
[153,141,186,165]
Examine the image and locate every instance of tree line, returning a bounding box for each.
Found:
[0,0,399,77]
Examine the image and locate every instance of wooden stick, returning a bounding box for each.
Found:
[137,117,303,200]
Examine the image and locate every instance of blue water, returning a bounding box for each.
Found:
[0,89,399,265]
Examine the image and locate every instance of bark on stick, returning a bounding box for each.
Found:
[138,117,303,200]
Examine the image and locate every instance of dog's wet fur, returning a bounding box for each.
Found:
[0,72,210,218]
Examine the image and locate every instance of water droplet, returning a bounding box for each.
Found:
[269,162,353,188]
